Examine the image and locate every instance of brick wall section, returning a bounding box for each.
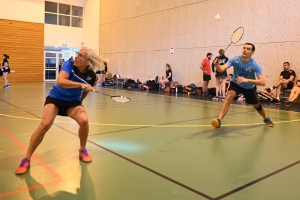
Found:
[0,19,44,83]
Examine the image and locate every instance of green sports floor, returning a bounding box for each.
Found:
[1,82,300,200]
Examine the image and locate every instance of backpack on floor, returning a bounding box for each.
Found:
[257,89,274,102]
[208,88,216,96]
[123,79,136,88]
[145,79,159,90]
[101,77,115,86]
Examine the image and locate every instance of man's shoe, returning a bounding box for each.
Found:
[79,149,92,162]
[264,118,274,127]
[274,99,281,105]
[15,158,30,175]
[211,119,221,130]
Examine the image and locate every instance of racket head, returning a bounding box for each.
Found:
[111,96,131,103]
[231,27,244,43]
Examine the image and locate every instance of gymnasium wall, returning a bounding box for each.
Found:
[0,19,44,82]
[99,0,300,88]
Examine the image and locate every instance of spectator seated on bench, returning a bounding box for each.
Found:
[159,63,172,89]
[265,62,296,104]
[283,74,300,107]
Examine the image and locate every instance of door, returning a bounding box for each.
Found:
[44,52,70,81]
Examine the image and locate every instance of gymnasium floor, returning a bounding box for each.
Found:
[1,82,300,200]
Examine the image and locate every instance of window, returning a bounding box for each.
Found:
[45,1,83,28]
[72,17,83,28]
[59,3,70,15]
[45,13,57,25]
[45,1,57,13]
[59,15,70,26]
[72,6,83,17]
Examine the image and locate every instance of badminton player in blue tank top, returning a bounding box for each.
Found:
[15,48,108,175]
[211,43,274,130]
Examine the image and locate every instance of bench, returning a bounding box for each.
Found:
[114,78,125,85]
[280,88,300,102]
[159,81,179,90]
[281,89,291,99]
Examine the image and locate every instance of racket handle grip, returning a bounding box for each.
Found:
[81,85,96,92]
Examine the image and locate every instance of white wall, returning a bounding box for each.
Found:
[82,0,100,54]
[44,25,84,48]
[100,0,300,88]
[0,0,44,23]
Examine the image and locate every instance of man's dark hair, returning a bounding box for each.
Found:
[283,62,290,66]
[207,52,212,57]
[3,54,9,59]
[244,43,255,52]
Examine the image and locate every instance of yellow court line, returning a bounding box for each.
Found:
[1,113,300,128]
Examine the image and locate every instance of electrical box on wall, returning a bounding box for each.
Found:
[170,48,174,54]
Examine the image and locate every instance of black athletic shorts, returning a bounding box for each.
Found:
[216,70,227,78]
[203,75,211,81]
[287,82,294,89]
[3,67,10,73]
[228,82,258,104]
[44,96,82,116]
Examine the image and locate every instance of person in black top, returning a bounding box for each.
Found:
[58,59,65,72]
[96,61,108,86]
[212,49,228,99]
[1,54,11,89]
[266,62,296,103]
[159,63,172,89]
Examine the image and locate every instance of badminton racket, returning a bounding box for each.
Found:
[81,86,130,103]
[69,70,130,103]
[224,27,244,51]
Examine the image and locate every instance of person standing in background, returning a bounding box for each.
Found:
[2,54,11,89]
[212,49,228,100]
[58,59,65,72]
[200,53,213,96]
[96,61,108,87]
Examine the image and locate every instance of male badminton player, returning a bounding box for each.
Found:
[15,47,106,174]
[211,43,274,130]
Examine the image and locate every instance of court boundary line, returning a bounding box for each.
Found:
[2,112,300,128]
[0,126,61,198]
[214,160,300,199]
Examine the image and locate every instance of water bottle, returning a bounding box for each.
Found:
[175,87,178,93]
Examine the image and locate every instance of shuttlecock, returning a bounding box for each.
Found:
[214,14,221,21]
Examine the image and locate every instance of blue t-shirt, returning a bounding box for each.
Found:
[227,56,263,89]
[48,60,96,102]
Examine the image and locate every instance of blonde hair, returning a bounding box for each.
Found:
[81,47,108,71]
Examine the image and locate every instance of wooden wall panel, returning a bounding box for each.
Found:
[0,19,44,83]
